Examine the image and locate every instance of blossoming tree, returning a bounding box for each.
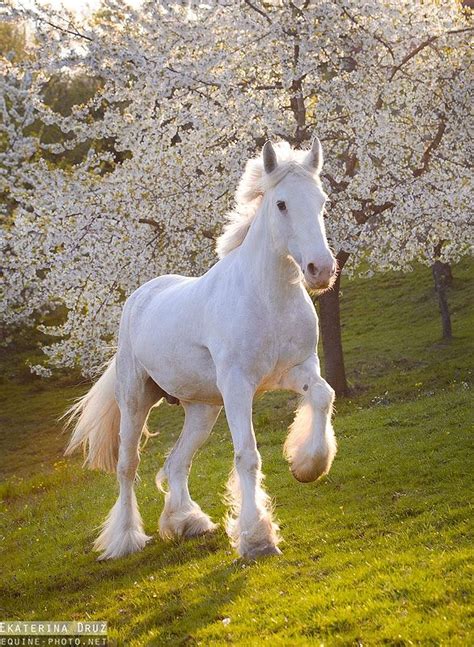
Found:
[2,0,472,391]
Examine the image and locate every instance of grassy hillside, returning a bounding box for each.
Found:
[1,261,472,646]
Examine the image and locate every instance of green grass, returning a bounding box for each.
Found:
[1,261,473,646]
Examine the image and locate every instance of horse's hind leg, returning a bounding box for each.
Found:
[95,367,159,560]
[157,402,221,540]
[279,354,336,483]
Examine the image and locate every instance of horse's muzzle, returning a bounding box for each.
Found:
[304,262,337,292]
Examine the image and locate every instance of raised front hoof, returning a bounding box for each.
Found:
[290,454,332,483]
[95,530,151,561]
[159,506,218,541]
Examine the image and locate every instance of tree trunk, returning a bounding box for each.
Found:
[432,260,453,339]
[318,251,350,396]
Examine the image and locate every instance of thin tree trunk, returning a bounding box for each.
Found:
[318,251,350,396]
[432,260,452,339]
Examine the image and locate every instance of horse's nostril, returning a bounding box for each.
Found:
[307,263,317,276]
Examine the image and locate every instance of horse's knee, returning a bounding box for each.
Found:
[235,447,261,474]
[117,452,139,480]
[311,380,335,412]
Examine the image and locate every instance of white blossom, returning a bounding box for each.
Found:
[1,0,472,374]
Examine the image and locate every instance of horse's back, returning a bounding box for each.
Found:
[128,273,193,304]
[119,273,194,350]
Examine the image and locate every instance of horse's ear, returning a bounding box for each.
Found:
[262,140,278,174]
[306,137,323,174]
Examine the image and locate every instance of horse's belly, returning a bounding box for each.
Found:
[152,366,222,405]
[138,337,222,404]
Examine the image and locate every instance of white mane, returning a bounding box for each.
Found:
[216,141,319,259]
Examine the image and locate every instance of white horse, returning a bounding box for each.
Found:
[65,138,337,560]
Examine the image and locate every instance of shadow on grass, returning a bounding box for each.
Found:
[37,530,224,592]
[134,559,248,644]
[28,530,250,644]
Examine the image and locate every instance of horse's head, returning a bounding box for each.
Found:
[262,139,336,292]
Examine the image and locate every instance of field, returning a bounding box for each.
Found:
[1,261,472,646]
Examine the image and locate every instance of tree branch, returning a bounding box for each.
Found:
[352,201,395,225]
[341,7,395,61]
[413,119,446,177]
[30,14,93,41]
[389,36,437,81]
[389,27,473,81]
[243,0,272,24]
[138,218,164,233]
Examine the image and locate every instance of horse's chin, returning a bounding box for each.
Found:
[304,275,337,295]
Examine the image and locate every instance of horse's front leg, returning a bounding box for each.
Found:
[279,354,337,483]
[218,368,280,559]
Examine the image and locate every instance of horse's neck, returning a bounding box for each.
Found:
[236,203,301,307]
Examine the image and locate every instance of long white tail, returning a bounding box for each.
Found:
[64,357,120,473]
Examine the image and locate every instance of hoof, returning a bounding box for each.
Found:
[95,530,151,561]
[159,503,218,540]
[291,466,322,483]
[290,453,332,483]
[242,543,282,560]
[228,512,281,559]
[181,515,218,539]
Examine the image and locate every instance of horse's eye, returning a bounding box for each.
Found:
[276,200,286,212]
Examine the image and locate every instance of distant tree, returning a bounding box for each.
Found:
[1,0,471,384]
